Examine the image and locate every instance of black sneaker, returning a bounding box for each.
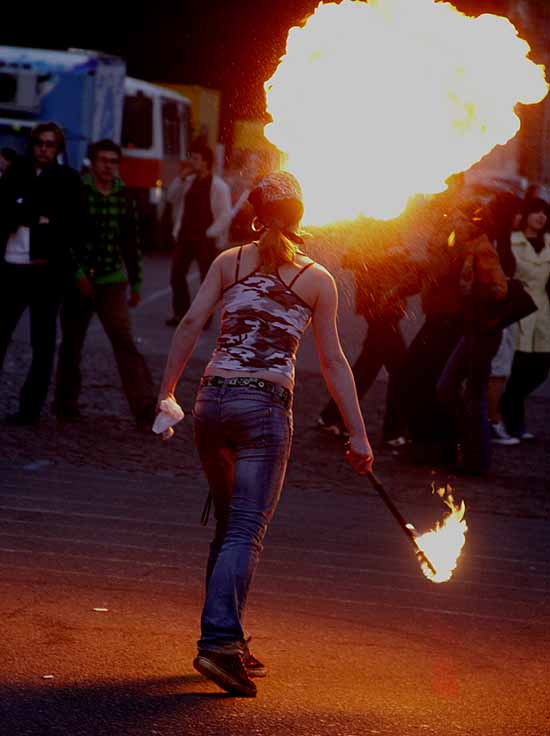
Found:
[193,651,257,697]
[243,638,267,678]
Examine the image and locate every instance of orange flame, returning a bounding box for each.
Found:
[264,0,548,224]
[415,486,468,583]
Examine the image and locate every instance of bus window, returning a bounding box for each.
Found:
[162,98,180,157]
[122,91,153,150]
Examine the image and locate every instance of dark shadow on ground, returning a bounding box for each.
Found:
[0,674,235,736]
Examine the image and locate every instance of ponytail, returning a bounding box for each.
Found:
[257,227,298,271]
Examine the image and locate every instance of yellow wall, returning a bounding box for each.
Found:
[158,83,220,149]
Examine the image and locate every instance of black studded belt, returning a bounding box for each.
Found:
[200,374,292,409]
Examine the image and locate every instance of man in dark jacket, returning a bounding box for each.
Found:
[0,122,81,424]
[54,139,156,429]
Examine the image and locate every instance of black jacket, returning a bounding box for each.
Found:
[0,157,82,274]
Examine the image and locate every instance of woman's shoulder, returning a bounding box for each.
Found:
[215,242,258,279]
[296,254,333,281]
[293,256,335,293]
[217,242,256,260]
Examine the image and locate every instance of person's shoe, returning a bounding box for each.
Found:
[519,430,536,441]
[5,411,40,426]
[382,435,407,449]
[165,316,181,327]
[243,638,267,678]
[193,651,257,697]
[317,416,349,438]
[490,422,520,446]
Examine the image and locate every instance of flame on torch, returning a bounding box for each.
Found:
[264,0,549,224]
[415,485,468,583]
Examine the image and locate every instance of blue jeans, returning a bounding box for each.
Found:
[193,381,293,653]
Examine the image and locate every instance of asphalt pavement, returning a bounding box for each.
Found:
[0,250,549,735]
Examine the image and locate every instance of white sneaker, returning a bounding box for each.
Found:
[490,422,520,446]
[384,436,407,448]
[519,430,536,441]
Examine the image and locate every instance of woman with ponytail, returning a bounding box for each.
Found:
[157,171,374,697]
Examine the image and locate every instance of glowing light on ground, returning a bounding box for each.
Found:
[265,0,548,224]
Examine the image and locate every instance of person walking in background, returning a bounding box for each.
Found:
[500,197,550,440]
[156,171,373,697]
[318,223,408,448]
[162,158,193,250]
[54,139,156,429]
[0,122,81,425]
[165,141,231,326]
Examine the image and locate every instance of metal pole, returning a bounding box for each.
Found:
[366,471,437,577]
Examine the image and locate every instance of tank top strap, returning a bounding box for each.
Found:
[288,260,315,289]
[234,245,244,283]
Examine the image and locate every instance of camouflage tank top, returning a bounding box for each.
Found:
[206,246,314,382]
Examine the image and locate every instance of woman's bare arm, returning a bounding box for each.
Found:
[311,267,374,472]
[157,253,225,401]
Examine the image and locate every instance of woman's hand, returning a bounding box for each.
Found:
[156,391,176,413]
[345,435,374,475]
[154,394,185,441]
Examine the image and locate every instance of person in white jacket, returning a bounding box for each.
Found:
[166,142,231,326]
[500,197,550,438]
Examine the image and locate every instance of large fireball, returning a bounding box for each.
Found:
[264,0,548,224]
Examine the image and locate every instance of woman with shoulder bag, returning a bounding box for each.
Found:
[500,197,550,440]
[486,192,536,445]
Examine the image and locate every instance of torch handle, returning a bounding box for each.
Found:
[366,472,418,545]
[366,471,437,576]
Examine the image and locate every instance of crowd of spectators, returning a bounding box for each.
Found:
[1,121,548,480]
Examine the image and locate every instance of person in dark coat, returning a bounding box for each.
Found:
[0,122,81,424]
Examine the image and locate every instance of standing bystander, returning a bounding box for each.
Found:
[500,198,550,439]
[54,139,156,429]
[165,141,231,326]
[0,122,81,424]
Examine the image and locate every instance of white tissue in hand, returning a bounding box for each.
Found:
[152,398,184,435]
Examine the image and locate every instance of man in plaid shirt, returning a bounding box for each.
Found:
[54,139,156,429]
